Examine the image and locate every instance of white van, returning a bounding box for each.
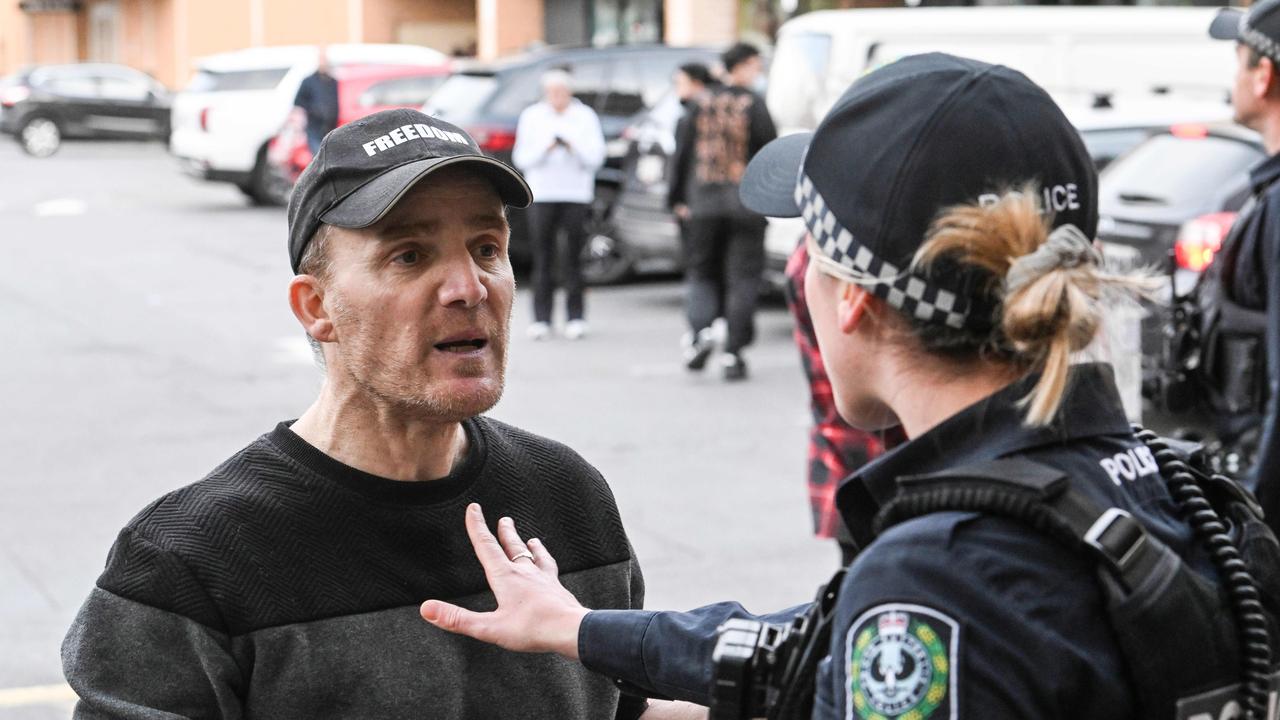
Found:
[768,6,1234,135]
[762,6,1237,289]
[170,43,445,204]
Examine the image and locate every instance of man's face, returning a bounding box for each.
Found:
[546,82,572,112]
[1233,43,1268,128]
[731,56,763,87]
[674,71,700,101]
[318,166,514,422]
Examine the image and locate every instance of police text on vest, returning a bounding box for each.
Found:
[1099,446,1160,486]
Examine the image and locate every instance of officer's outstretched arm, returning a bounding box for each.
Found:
[420,503,589,659]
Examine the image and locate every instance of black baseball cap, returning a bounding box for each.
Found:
[740,53,1096,331]
[286,108,532,273]
[1210,0,1280,62]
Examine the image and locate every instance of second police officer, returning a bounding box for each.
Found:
[419,54,1280,719]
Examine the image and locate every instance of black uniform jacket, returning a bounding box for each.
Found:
[577,364,1216,719]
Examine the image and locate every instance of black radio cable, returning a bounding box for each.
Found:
[1134,426,1273,720]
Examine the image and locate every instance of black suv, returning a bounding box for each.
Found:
[0,63,170,157]
[424,44,719,273]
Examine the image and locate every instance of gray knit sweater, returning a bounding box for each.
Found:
[63,416,646,719]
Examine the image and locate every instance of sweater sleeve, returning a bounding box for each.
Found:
[747,91,778,159]
[512,106,549,171]
[571,107,606,171]
[63,529,244,719]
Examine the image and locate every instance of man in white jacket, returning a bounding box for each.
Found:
[512,70,606,341]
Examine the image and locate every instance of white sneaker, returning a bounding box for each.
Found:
[527,322,551,341]
[565,320,588,341]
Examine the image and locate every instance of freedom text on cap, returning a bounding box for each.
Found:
[362,123,469,157]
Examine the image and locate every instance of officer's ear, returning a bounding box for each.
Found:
[837,282,875,335]
[1254,55,1280,99]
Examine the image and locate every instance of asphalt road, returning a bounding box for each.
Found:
[0,139,834,717]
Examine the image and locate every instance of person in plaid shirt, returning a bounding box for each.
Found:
[784,239,905,564]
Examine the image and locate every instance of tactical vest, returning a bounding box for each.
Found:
[1195,195,1270,419]
[777,430,1280,720]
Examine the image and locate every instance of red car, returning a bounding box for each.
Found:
[268,62,450,185]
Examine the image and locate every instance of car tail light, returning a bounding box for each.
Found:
[0,85,30,108]
[468,126,516,153]
[199,107,211,132]
[1170,123,1209,140]
[1174,212,1236,272]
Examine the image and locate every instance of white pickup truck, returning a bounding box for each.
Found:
[170,43,446,205]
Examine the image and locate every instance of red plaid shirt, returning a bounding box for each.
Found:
[785,241,905,539]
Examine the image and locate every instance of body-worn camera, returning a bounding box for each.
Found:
[708,572,845,720]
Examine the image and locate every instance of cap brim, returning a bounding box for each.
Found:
[321,155,533,230]
[739,132,812,218]
[1210,8,1243,40]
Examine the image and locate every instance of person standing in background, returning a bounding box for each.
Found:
[293,47,339,154]
[784,241,905,566]
[669,43,777,380]
[512,70,606,342]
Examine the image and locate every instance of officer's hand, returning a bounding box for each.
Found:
[420,503,589,660]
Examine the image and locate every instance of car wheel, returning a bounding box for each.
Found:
[18,117,61,158]
[581,226,632,285]
[247,147,290,206]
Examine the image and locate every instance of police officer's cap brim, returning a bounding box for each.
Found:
[739,132,812,219]
[321,155,533,230]
[1210,8,1244,41]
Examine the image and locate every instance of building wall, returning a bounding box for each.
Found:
[477,0,543,60]
[261,0,348,46]
[664,0,737,46]
[0,3,81,76]
[0,1,29,73]
[364,0,476,54]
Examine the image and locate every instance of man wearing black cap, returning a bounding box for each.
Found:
[1205,2,1280,526]
[61,109,649,720]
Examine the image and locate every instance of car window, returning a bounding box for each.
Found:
[360,74,446,108]
[564,58,609,110]
[1078,127,1155,170]
[43,74,100,98]
[98,75,151,101]
[602,60,644,117]
[186,68,289,92]
[427,72,500,120]
[1100,134,1263,208]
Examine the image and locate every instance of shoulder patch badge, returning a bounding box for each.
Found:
[845,603,958,720]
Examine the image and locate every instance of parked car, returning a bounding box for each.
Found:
[170,44,447,205]
[0,63,169,157]
[424,44,719,271]
[1097,122,1263,380]
[265,63,451,200]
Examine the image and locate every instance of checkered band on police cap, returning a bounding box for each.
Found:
[795,172,970,330]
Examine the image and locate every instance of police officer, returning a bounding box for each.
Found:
[418,54,1274,719]
[1207,0,1280,526]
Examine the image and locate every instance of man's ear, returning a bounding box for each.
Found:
[837,282,873,335]
[289,275,336,342]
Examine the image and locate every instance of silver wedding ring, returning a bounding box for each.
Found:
[510,551,535,563]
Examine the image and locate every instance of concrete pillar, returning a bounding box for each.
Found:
[664,0,738,47]
[477,0,543,61]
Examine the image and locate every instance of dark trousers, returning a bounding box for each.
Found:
[528,201,590,324]
[305,124,331,154]
[684,215,766,353]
